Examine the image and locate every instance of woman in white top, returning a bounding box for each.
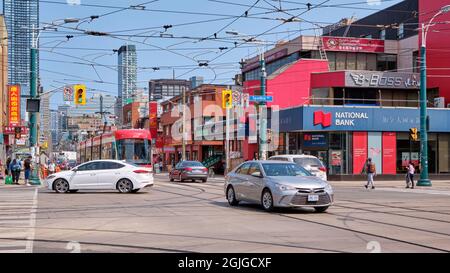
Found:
[406,162,415,189]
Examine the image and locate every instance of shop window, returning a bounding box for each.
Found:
[439,134,450,173]
[336,52,346,70]
[346,53,357,70]
[366,54,377,71]
[413,51,419,73]
[380,29,386,40]
[356,53,367,70]
[398,23,404,39]
[327,52,336,71]
[377,54,397,71]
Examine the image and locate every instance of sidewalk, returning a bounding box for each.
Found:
[328,179,450,190]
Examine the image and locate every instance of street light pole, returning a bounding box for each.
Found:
[259,48,268,160]
[182,89,186,161]
[417,4,450,186]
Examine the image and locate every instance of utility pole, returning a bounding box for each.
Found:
[29,25,40,185]
[259,49,268,160]
[416,4,450,186]
[182,89,186,161]
[225,87,231,174]
[95,94,111,160]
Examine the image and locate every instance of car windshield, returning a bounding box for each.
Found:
[262,163,312,177]
[183,161,204,167]
[293,158,324,168]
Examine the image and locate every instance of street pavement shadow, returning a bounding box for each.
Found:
[212,201,316,214]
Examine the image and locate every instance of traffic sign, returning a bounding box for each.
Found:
[249,95,273,102]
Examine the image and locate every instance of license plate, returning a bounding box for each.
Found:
[193,170,202,173]
[308,195,319,202]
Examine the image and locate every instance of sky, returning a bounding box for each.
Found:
[38,0,404,109]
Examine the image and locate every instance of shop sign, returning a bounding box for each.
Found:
[322,37,384,53]
[402,152,419,167]
[302,133,328,148]
[8,85,21,127]
[346,71,420,89]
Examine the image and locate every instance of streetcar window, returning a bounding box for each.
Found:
[116,139,151,165]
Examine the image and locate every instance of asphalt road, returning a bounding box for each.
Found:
[1,175,450,253]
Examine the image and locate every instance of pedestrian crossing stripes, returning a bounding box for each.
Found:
[0,186,38,253]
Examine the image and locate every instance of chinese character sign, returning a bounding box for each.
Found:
[149,101,158,139]
[8,85,21,127]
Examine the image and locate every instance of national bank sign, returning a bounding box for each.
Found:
[279,106,450,132]
[314,110,369,127]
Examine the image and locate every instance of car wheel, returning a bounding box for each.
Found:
[261,189,274,212]
[227,186,239,206]
[201,179,207,183]
[117,179,133,193]
[54,179,69,193]
[170,176,174,182]
[192,179,195,182]
[131,189,140,193]
[314,206,329,213]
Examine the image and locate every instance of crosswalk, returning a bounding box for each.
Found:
[0,186,38,253]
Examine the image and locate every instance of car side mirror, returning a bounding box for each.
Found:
[251,171,263,178]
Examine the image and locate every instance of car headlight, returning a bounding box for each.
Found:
[325,184,333,194]
[46,175,56,180]
[275,183,296,191]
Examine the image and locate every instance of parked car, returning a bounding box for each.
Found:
[224,160,333,212]
[269,155,327,181]
[170,161,208,183]
[46,160,153,193]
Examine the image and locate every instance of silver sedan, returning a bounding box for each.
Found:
[224,160,334,212]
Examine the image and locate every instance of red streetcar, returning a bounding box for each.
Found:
[77,129,152,168]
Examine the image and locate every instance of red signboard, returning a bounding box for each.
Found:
[322,37,385,53]
[382,132,397,174]
[8,85,21,127]
[149,102,158,139]
[353,132,368,174]
[156,135,164,148]
[3,126,29,135]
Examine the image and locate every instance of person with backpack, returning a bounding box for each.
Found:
[9,159,22,184]
[363,158,376,190]
[406,162,415,189]
[23,156,33,186]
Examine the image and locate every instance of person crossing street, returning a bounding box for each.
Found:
[362,158,376,190]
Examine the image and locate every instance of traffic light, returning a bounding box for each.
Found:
[222,89,232,109]
[14,127,21,140]
[409,128,418,141]
[74,84,86,105]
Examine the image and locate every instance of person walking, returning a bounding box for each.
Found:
[363,158,376,189]
[23,156,33,186]
[9,159,22,185]
[406,162,415,189]
[5,157,11,177]
[48,161,56,175]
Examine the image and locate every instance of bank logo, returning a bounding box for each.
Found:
[314,111,332,128]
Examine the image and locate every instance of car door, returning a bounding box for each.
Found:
[246,162,265,202]
[70,162,100,189]
[231,162,252,201]
[96,161,126,189]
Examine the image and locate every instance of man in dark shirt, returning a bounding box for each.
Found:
[24,156,32,186]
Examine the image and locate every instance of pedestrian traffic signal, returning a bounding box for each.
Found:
[410,128,418,141]
[222,89,232,109]
[74,84,86,105]
[14,127,21,139]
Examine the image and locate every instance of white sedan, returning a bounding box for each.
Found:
[46,160,154,193]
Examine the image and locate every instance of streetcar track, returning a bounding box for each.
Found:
[340,199,450,216]
[327,211,450,237]
[22,227,347,253]
[276,213,450,252]
[333,204,450,224]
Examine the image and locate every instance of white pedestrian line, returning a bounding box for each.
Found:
[376,187,450,196]
[0,187,38,253]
